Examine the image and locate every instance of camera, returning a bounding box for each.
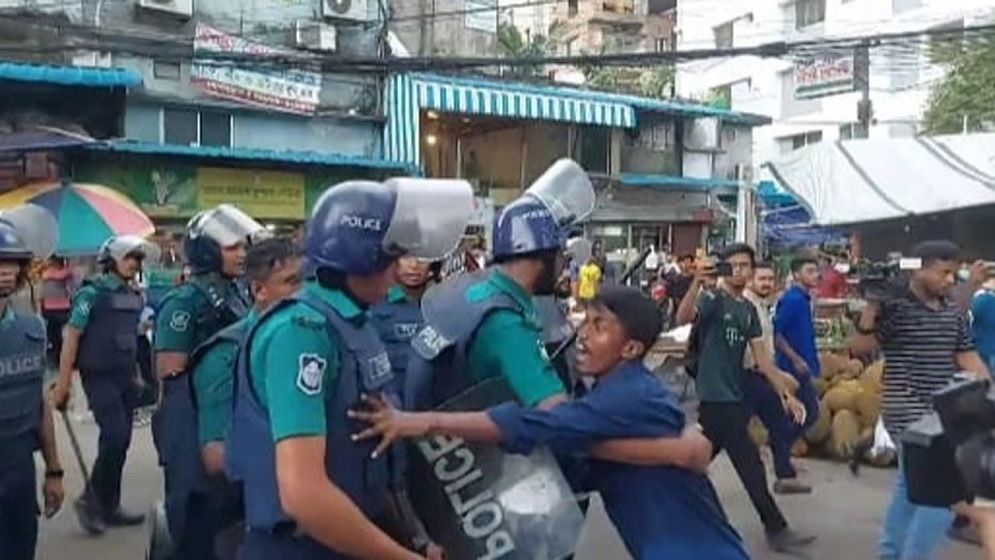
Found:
[902,376,995,507]
[854,260,908,302]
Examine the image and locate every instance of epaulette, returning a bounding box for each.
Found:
[292,312,326,330]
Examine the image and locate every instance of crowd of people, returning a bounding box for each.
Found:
[3,157,995,560]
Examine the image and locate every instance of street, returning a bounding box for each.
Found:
[35,415,978,560]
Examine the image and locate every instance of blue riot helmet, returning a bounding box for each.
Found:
[183,204,264,275]
[305,178,474,276]
[492,158,595,261]
[0,204,57,296]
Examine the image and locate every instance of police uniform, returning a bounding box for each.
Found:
[69,273,143,520]
[370,286,424,394]
[190,310,256,447]
[0,305,47,560]
[226,178,473,559]
[153,273,250,556]
[151,204,261,559]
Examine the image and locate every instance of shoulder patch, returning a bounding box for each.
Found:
[412,325,453,360]
[169,310,192,332]
[296,353,326,396]
[76,299,92,317]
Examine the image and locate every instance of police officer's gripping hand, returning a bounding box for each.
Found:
[348,395,432,460]
[43,474,65,518]
[422,542,445,560]
[49,380,71,413]
[782,392,807,426]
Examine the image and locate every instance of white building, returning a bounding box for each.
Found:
[676,0,995,168]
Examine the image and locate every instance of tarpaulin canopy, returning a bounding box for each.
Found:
[762,133,995,226]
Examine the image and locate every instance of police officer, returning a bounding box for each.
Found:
[370,256,441,394]
[51,234,158,534]
[185,237,302,559]
[0,205,64,560]
[227,178,473,559]
[153,204,264,558]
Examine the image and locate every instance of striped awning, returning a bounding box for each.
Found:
[384,73,636,168]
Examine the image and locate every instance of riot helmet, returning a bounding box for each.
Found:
[304,178,473,277]
[183,204,265,276]
[492,159,594,261]
[97,235,161,279]
[0,204,57,297]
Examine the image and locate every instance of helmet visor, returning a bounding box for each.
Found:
[0,204,57,260]
[524,159,595,228]
[105,235,162,265]
[191,204,264,248]
[566,237,593,263]
[382,178,474,261]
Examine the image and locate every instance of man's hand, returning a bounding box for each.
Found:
[423,542,445,560]
[791,357,813,379]
[49,380,71,412]
[676,425,713,474]
[349,395,432,459]
[782,393,807,425]
[968,260,990,290]
[42,475,65,518]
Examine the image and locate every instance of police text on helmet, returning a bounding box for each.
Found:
[339,214,383,231]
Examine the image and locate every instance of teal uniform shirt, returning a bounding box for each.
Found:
[192,310,258,445]
[68,274,129,331]
[386,285,407,305]
[249,282,360,443]
[465,269,565,407]
[154,275,234,355]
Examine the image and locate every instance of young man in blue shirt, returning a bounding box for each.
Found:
[771,256,822,493]
[352,286,749,560]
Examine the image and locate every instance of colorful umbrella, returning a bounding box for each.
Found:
[0,181,154,256]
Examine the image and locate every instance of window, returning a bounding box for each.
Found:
[714,22,734,49]
[565,38,577,56]
[153,60,181,80]
[568,0,578,17]
[163,108,198,145]
[839,122,868,140]
[162,107,233,147]
[655,37,671,52]
[795,0,825,29]
[575,126,610,173]
[788,130,823,150]
[200,111,233,147]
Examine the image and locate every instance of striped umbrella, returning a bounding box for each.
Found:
[0,181,154,256]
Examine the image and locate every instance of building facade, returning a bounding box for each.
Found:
[390,0,500,57]
[676,0,995,167]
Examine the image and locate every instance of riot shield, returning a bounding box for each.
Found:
[407,377,584,560]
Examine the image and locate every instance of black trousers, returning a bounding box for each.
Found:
[699,401,788,534]
[80,373,137,515]
[0,457,38,560]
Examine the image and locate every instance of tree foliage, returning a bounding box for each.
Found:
[497,22,548,78]
[579,63,674,99]
[924,33,995,134]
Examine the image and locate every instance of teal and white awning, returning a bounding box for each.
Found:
[384,73,636,168]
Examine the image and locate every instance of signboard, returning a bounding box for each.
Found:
[73,161,308,220]
[794,54,856,100]
[191,24,322,115]
[464,0,497,33]
[197,167,305,220]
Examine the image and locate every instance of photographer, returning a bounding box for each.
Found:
[852,240,990,559]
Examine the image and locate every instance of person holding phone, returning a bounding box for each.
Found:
[675,243,815,553]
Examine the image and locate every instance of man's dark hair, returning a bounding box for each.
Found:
[590,286,663,356]
[755,261,774,271]
[678,254,694,262]
[246,237,298,284]
[791,256,818,273]
[720,243,756,265]
[912,240,961,267]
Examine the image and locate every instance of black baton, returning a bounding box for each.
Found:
[550,245,653,361]
[60,410,93,492]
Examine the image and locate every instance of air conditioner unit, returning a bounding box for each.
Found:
[294,21,337,52]
[322,0,368,21]
[138,0,192,18]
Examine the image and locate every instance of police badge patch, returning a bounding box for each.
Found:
[169,310,191,332]
[296,353,326,396]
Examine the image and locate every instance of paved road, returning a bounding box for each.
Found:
[34,417,979,559]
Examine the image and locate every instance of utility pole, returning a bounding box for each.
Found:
[855,40,872,139]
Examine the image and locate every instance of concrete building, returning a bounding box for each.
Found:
[0,0,409,230]
[676,0,995,168]
[390,0,499,57]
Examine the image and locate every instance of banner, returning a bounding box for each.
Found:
[794,54,855,100]
[191,24,322,115]
[197,167,305,220]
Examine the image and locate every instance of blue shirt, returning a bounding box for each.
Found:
[971,290,995,373]
[488,361,748,560]
[774,286,820,378]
